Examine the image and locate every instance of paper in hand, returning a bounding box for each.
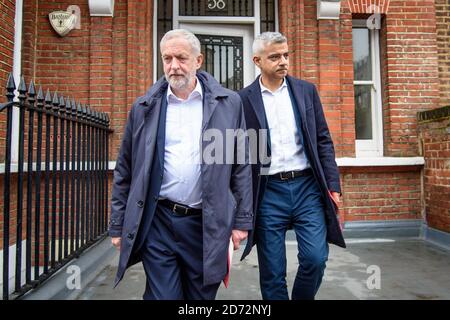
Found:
[223,237,234,288]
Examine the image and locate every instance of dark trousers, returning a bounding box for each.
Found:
[139,203,220,300]
[256,172,329,300]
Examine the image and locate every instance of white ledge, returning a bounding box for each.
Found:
[337,157,425,167]
[0,161,117,174]
[1,158,425,174]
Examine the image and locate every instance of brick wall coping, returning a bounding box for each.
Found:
[1,157,425,174]
[336,157,424,167]
[418,105,450,122]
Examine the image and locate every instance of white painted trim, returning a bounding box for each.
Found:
[253,0,261,78]
[179,23,254,87]
[274,0,279,32]
[337,157,425,167]
[373,25,384,156]
[153,0,158,83]
[175,16,256,24]
[354,21,383,157]
[98,158,424,172]
[317,0,341,20]
[0,161,116,174]
[88,0,115,17]
[11,0,24,164]
[173,0,180,29]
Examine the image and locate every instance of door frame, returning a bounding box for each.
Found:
[179,23,254,87]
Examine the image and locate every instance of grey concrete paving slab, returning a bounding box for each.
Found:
[75,237,450,300]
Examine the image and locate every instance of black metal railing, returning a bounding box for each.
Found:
[0,73,112,300]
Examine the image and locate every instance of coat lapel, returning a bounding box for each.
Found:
[247,78,267,130]
[286,76,307,129]
[202,90,219,133]
[143,96,162,186]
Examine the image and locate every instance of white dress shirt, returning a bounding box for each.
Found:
[260,77,310,175]
[159,78,203,208]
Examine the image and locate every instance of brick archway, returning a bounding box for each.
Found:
[347,0,390,14]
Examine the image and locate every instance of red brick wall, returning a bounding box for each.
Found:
[340,168,422,223]
[436,0,450,107]
[0,0,14,95]
[418,107,450,233]
[382,0,439,156]
[20,0,154,161]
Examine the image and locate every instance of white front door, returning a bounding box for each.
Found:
[179,23,254,90]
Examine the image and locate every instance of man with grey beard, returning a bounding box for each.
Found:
[109,29,253,300]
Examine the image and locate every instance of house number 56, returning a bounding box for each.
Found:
[208,0,226,10]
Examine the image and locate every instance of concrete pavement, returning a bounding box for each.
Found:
[75,236,450,300]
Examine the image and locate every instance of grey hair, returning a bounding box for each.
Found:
[160,29,201,56]
[252,32,287,55]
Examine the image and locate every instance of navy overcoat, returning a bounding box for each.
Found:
[109,71,253,286]
[238,75,346,261]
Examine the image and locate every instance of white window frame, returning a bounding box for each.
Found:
[153,0,279,83]
[353,19,383,157]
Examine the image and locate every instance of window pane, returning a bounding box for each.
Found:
[352,28,372,81]
[354,85,373,140]
[260,0,276,32]
[197,35,244,90]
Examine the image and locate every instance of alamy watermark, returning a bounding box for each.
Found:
[66,265,81,290]
[366,265,381,290]
[180,128,272,172]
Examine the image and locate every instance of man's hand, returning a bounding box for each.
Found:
[231,229,248,250]
[330,191,341,206]
[111,237,121,251]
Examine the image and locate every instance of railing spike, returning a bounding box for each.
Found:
[36,86,45,109]
[6,72,16,91]
[44,88,52,104]
[82,103,87,120]
[77,102,83,116]
[65,97,72,113]
[28,80,36,96]
[59,96,66,113]
[71,98,77,116]
[18,75,27,93]
[52,91,59,105]
[37,86,44,101]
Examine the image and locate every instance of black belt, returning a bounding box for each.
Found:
[269,168,313,181]
[158,198,202,216]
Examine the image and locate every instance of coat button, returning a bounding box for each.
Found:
[137,200,144,208]
[127,233,134,240]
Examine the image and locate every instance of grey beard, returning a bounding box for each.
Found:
[166,72,196,90]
